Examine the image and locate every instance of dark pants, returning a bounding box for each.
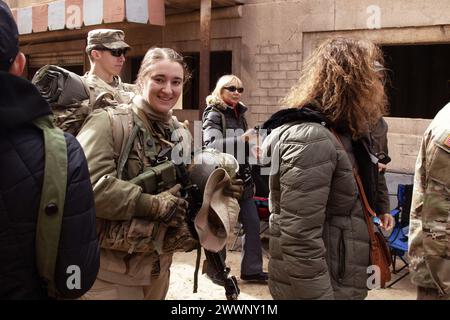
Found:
[239,197,264,275]
[206,197,264,277]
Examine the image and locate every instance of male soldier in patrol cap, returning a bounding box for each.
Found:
[84,28,137,103]
[409,103,450,300]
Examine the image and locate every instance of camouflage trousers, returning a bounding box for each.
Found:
[80,254,171,300]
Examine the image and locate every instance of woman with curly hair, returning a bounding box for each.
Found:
[261,37,389,299]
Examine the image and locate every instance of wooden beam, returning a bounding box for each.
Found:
[18,22,133,45]
[199,0,211,120]
[20,39,86,55]
[166,5,242,25]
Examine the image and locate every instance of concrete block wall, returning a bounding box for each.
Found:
[239,0,447,175]
[246,42,302,128]
[239,0,434,206]
[385,117,431,173]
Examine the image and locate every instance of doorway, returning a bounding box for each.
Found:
[382,44,450,119]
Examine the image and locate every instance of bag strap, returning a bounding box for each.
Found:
[106,107,137,171]
[331,130,378,219]
[80,76,96,106]
[33,115,68,298]
[352,168,378,219]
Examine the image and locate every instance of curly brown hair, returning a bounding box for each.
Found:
[282,37,388,139]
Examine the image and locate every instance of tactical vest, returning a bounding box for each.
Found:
[32,65,135,137]
[97,106,198,255]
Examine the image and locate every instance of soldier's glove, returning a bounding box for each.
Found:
[223,178,244,200]
[151,184,188,227]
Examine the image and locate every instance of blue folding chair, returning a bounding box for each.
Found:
[386,184,413,288]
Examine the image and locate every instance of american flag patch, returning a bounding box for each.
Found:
[445,134,450,148]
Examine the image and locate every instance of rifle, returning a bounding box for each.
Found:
[203,250,240,300]
[130,148,240,300]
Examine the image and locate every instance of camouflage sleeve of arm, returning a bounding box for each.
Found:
[421,129,450,296]
[409,131,429,244]
[77,109,149,220]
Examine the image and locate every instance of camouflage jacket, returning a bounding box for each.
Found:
[77,95,195,286]
[409,103,450,297]
[83,73,137,104]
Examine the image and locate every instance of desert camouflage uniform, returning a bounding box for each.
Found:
[408,103,450,299]
[83,29,137,104]
[77,95,195,300]
[83,73,137,104]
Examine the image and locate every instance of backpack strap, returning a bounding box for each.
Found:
[80,76,95,106]
[106,105,185,180]
[106,106,159,180]
[116,115,140,180]
[33,115,68,298]
[106,107,133,160]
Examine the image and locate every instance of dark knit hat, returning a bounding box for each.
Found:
[0,0,19,71]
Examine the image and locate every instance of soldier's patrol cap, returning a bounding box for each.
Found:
[86,29,130,53]
[0,0,19,71]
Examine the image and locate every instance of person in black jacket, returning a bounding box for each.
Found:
[202,74,268,283]
[371,117,394,231]
[0,0,99,299]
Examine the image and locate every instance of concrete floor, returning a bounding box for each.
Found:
[167,244,416,300]
[367,259,415,300]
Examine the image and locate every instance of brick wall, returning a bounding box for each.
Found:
[385,117,431,174]
[245,48,431,175]
[246,42,302,128]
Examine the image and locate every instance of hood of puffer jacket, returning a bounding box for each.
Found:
[260,105,330,171]
[261,104,329,133]
[205,94,247,113]
[261,105,375,156]
[0,71,51,130]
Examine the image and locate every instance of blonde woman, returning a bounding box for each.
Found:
[202,75,268,284]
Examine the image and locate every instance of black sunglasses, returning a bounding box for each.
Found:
[224,86,244,93]
[109,48,129,57]
[95,47,129,57]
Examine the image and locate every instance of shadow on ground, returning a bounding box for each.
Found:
[167,241,415,300]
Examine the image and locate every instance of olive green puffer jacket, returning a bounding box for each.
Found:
[262,110,370,300]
